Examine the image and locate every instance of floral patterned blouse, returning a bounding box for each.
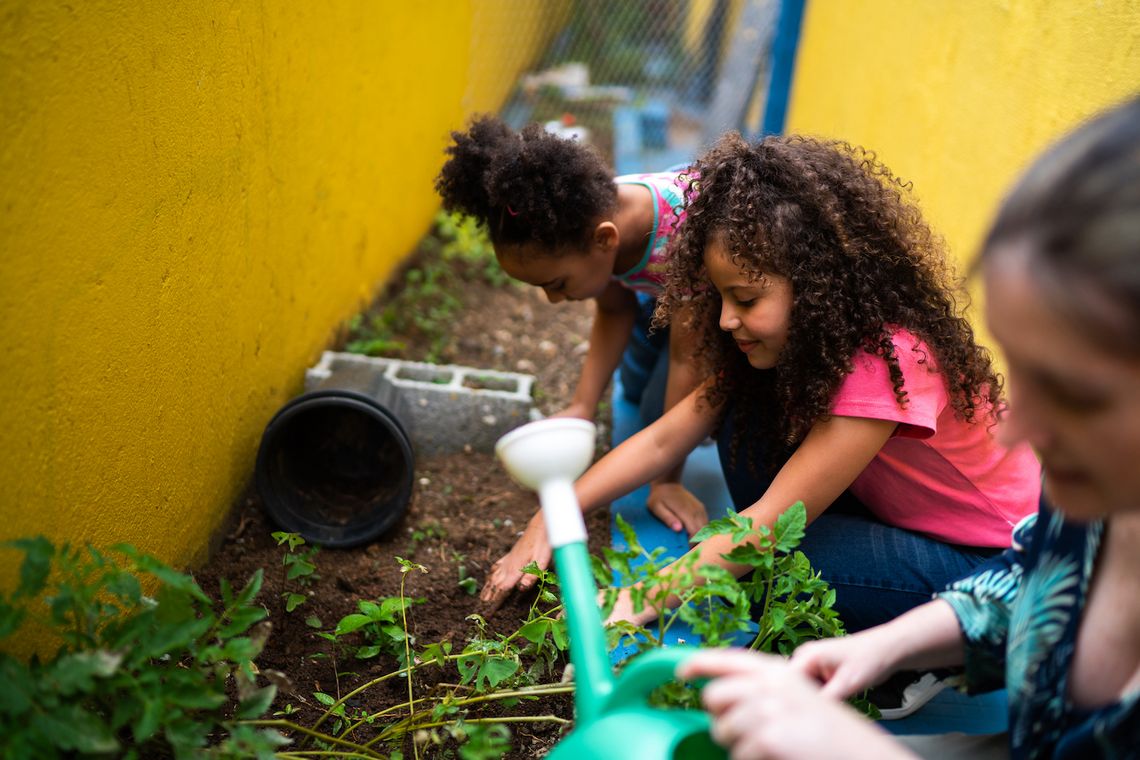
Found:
[937,503,1140,759]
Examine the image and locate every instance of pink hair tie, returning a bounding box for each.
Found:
[506,205,520,217]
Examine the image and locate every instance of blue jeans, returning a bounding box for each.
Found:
[618,293,669,423]
[717,407,998,632]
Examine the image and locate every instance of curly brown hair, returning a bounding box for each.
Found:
[435,114,617,251]
[656,133,1003,471]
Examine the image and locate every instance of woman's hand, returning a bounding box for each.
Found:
[480,515,551,607]
[646,482,709,534]
[678,649,917,760]
[792,600,965,699]
[790,629,902,699]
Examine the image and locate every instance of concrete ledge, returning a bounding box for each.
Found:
[305,351,537,455]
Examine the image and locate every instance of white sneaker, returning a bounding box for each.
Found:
[875,672,947,720]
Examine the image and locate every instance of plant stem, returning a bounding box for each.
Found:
[307,653,468,735]
[245,720,385,757]
[399,571,419,760]
[362,684,574,748]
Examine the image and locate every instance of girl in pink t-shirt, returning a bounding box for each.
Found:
[554,133,1040,632]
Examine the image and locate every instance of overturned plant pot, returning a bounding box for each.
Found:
[255,363,416,548]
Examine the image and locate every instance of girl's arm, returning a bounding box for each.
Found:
[556,281,638,421]
[481,384,718,605]
[607,414,897,624]
[646,303,710,534]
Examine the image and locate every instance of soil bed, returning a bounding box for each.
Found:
[198,253,609,759]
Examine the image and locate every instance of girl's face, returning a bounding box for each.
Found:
[704,234,794,370]
[985,244,1140,520]
[495,237,615,305]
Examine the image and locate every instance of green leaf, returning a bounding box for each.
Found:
[286,558,316,580]
[236,684,277,719]
[313,691,336,706]
[691,515,742,543]
[7,536,53,598]
[355,645,382,659]
[477,656,520,690]
[334,613,373,635]
[220,605,268,637]
[235,569,264,607]
[458,577,478,595]
[0,599,26,640]
[132,697,163,743]
[305,615,323,629]
[773,501,807,552]
[34,704,120,754]
[517,619,551,643]
[284,593,307,612]
[49,649,123,695]
[0,655,35,715]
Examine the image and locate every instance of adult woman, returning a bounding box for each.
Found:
[679,96,1140,759]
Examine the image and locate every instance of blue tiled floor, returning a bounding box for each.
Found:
[606,373,1008,736]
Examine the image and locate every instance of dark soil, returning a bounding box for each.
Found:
[197,256,608,758]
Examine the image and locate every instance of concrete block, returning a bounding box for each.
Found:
[305,351,537,455]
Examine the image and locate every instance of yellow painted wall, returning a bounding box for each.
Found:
[786,0,1140,290]
[0,1,558,600]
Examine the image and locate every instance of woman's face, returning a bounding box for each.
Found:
[985,244,1140,520]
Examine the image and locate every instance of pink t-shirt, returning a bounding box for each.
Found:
[830,329,1040,547]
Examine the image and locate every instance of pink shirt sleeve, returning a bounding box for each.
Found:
[829,331,948,440]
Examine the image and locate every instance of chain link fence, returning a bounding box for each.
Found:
[472,0,779,174]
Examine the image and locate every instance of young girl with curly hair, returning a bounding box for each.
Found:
[551,132,1041,631]
[436,115,705,605]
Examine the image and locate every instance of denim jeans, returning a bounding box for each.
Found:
[717,406,999,632]
[617,293,669,423]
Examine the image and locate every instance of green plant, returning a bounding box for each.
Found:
[407,521,446,555]
[343,210,513,364]
[256,505,850,757]
[322,593,425,664]
[603,502,845,656]
[0,536,284,759]
[272,531,320,613]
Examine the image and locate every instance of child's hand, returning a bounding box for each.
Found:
[480,515,551,608]
[677,649,914,760]
[646,482,708,534]
[600,585,658,628]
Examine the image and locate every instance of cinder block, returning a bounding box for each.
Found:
[305,351,537,455]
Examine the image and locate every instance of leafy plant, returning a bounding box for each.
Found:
[323,594,425,664]
[272,531,319,613]
[0,536,284,759]
[343,210,514,363]
[603,502,845,657]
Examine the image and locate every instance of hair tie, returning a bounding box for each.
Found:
[506,205,520,217]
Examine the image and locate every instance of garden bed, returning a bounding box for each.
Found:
[197,236,605,758]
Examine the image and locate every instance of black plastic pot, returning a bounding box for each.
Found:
[255,385,414,548]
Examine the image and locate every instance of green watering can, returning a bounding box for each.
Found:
[495,418,726,759]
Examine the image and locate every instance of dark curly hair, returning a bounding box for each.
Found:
[656,133,1004,471]
[435,114,617,251]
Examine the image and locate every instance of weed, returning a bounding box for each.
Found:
[344,211,515,364]
[0,537,283,758]
[407,520,447,555]
[272,531,320,613]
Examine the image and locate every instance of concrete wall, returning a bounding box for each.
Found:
[786,0,1140,286]
[0,2,559,589]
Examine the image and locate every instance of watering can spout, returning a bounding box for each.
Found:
[495,420,726,759]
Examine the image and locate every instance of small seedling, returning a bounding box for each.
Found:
[272,531,320,613]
